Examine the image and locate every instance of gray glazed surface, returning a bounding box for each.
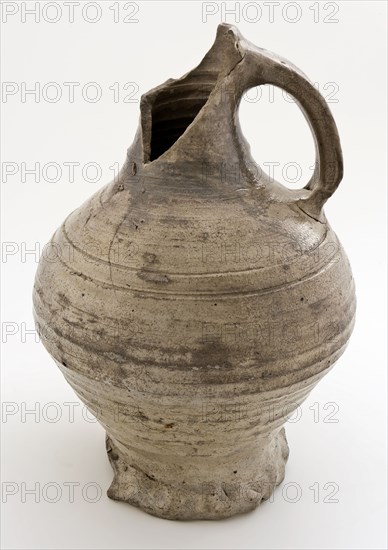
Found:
[33,24,356,519]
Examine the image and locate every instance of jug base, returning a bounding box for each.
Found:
[106,430,289,520]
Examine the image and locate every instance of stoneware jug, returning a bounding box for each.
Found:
[33,24,356,520]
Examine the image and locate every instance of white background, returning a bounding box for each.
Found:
[1,1,387,549]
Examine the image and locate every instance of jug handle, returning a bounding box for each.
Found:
[236,45,343,219]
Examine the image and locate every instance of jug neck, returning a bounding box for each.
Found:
[125,23,343,222]
[128,24,258,181]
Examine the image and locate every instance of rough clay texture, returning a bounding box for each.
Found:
[33,24,356,520]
